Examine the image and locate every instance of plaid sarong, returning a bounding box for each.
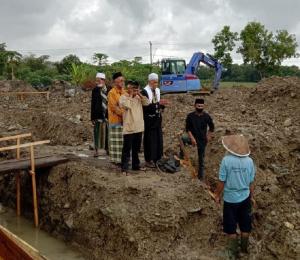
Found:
[109,125,123,163]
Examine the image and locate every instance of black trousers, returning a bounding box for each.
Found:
[197,143,206,179]
[223,196,252,234]
[121,132,142,171]
[144,126,163,163]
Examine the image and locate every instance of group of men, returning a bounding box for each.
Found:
[91,71,166,175]
[91,71,256,258]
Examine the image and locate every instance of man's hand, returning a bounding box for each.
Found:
[91,120,95,125]
[136,90,143,98]
[207,132,214,142]
[191,137,197,146]
[214,193,221,204]
[251,198,257,208]
[159,99,169,106]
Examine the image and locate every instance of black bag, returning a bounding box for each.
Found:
[156,156,181,174]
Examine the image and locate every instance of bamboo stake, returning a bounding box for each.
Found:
[0,133,31,142]
[16,137,21,216]
[0,140,50,152]
[30,145,39,228]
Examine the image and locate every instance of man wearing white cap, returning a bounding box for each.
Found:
[214,134,256,258]
[141,73,168,168]
[91,72,108,157]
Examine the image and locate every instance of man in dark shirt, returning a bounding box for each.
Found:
[91,72,108,157]
[185,98,214,180]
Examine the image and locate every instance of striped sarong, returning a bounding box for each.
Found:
[109,125,123,163]
[94,121,107,150]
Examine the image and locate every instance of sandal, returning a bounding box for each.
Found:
[132,167,146,171]
[145,162,156,168]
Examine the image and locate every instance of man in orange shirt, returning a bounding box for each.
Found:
[108,72,125,164]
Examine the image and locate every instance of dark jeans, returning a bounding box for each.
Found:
[121,132,142,171]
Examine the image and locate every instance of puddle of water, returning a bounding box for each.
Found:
[0,208,85,260]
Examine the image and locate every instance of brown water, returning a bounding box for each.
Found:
[0,207,85,260]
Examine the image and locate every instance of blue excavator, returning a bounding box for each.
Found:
[160,52,223,93]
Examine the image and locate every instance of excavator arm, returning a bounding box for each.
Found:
[185,52,223,91]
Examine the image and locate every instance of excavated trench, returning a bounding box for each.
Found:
[0,77,300,259]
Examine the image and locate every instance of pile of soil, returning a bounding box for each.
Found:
[1,88,92,146]
[162,76,300,258]
[0,77,299,259]
[0,80,36,92]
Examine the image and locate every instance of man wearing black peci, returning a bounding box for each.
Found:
[184,98,214,180]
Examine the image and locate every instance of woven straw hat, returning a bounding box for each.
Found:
[222,134,250,157]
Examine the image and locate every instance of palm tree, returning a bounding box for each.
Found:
[5,51,22,80]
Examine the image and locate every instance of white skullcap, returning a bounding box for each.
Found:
[96,72,106,79]
[148,73,159,81]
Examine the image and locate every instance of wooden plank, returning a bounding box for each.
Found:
[0,133,32,142]
[0,140,50,152]
[0,225,46,260]
[0,155,69,174]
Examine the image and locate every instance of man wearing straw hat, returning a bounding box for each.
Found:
[214,134,256,258]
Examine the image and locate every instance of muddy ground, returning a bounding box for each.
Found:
[0,77,299,259]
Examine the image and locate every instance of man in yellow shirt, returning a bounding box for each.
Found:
[119,80,149,175]
[108,72,125,164]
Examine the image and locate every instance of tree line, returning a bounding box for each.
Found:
[212,22,299,79]
[0,21,299,88]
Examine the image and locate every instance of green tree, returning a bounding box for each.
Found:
[272,30,299,65]
[0,43,8,76]
[93,53,108,66]
[212,26,238,68]
[56,54,81,74]
[22,54,50,71]
[238,22,298,78]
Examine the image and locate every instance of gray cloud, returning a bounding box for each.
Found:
[0,0,299,65]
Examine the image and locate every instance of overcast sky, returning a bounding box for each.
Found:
[1,0,299,66]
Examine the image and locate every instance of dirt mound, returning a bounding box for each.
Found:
[1,91,92,146]
[0,77,299,259]
[0,80,36,92]
[252,76,300,101]
[162,77,300,259]
[50,80,72,92]
[0,162,223,260]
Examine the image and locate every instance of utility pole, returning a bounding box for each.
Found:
[149,41,153,71]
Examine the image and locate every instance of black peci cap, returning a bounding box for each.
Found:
[112,72,123,80]
[195,98,205,104]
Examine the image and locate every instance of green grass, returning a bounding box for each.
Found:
[219,81,257,88]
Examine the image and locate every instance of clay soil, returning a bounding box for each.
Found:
[0,77,299,259]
